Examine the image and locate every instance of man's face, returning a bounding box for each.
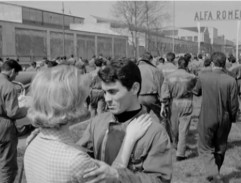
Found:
[101,80,136,115]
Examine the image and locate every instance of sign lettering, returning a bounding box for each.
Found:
[194,10,241,21]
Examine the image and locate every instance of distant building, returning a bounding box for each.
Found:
[0,2,128,64]
[161,26,235,55]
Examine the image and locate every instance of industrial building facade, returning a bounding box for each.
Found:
[0,2,128,63]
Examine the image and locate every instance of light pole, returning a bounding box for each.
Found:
[172,0,175,53]
[62,2,65,56]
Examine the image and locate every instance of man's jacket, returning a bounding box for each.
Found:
[77,107,172,183]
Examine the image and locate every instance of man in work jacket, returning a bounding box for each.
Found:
[161,56,196,161]
[0,60,27,183]
[138,52,164,120]
[77,58,172,183]
[192,52,238,182]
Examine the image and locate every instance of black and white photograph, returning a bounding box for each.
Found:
[0,1,241,183]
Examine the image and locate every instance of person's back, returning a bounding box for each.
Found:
[161,52,177,78]
[24,129,95,183]
[164,68,196,100]
[24,65,97,183]
[138,52,163,120]
[198,69,237,123]
[192,52,238,181]
[161,57,196,160]
[138,60,163,96]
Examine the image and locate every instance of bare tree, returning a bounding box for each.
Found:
[112,1,145,58]
[143,1,170,52]
[112,1,170,57]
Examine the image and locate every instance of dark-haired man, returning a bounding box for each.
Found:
[78,58,172,183]
[159,52,177,78]
[193,52,238,182]
[161,56,196,161]
[0,60,28,183]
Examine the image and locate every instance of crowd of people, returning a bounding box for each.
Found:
[0,50,240,183]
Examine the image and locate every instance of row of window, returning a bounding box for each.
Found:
[22,7,84,28]
[180,36,198,42]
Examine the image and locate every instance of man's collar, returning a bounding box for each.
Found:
[106,106,148,126]
[0,73,10,80]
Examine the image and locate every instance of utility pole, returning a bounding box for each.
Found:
[62,2,65,56]
[134,1,138,58]
[172,0,175,53]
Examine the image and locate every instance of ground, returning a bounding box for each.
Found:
[15,96,241,183]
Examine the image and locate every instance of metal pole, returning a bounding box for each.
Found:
[236,20,240,63]
[62,2,65,56]
[197,22,200,55]
[172,0,175,53]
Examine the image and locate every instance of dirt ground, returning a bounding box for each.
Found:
[14,96,241,183]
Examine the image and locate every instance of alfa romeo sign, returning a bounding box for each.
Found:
[194,10,241,21]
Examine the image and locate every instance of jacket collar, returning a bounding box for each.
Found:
[106,105,149,127]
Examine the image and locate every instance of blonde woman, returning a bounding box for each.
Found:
[24,65,151,183]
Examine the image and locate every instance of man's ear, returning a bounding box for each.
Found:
[131,82,140,95]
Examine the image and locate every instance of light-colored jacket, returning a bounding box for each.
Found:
[77,107,173,183]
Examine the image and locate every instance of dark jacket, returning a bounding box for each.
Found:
[193,68,238,125]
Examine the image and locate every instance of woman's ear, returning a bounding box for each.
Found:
[131,82,140,95]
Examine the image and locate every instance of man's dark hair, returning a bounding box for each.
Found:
[211,52,226,68]
[198,53,203,60]
[228,55,236,63]
[159,57,165,64]
[141,52,153,61]
[178,56,189,69]
[184,53,192,62]
[31,61,37,67]
[45,60,49,65]
[47,61,58,68]
[98,58,142,95]
[1,59,22,72]
[94,58,103,67]
[204,58,212,67]
[166,52,175,62]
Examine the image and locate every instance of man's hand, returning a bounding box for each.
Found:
[83,160,119,183]
[126,114,152,142]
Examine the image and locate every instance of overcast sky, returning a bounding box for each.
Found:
[9,1,241,42]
